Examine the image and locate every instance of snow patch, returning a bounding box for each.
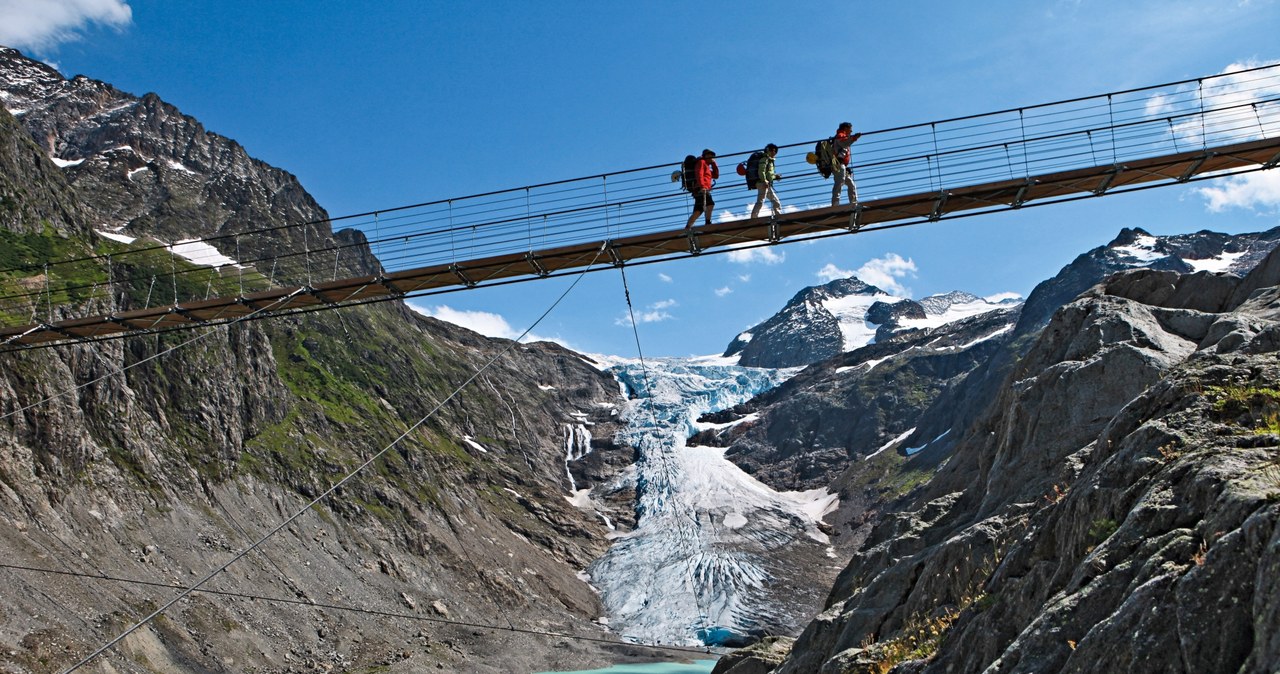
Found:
[898,297,1010,331]
[96,230,136,244]
[685,352,743,367]
[905,429,951,455]
[866,428,917,460]
[936,324,1014,352]
[838,356,891,376]
[1185,250,1248,273]
[1113,234,1166,263]
[461,436,488,454]
[168,239,241,269]
[822,292,902,351]
[692,412,759,433]
[165,159,198,174]
[50,156,83,167]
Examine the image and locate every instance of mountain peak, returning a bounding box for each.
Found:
[725,275,1015,368]
[1107,226,1155,247]
[813,276,881,299]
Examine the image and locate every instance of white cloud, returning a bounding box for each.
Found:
[714,286,732,297]
[0,0,133,53]
[816,263,855,283]
[1196,171,1280,212]
[408,303,564,345]
[736,274,751,283]
[817,256,917,295]
[856,253,917,296]
[715,202,807,223]
[984,291,1024,303]
[614,300,676,326]
[1148,59,1280,147]
[657,272,673,283]
[725,243,785,265]
[715,207,748,223]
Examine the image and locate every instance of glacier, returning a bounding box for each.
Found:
[587,358,838,647]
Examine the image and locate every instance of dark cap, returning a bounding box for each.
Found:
[702,148,716,158]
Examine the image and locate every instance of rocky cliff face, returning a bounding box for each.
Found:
[701,307,1017,492]
[0,47,642,674]
[717,245,1280,673]
[0,45,374,282]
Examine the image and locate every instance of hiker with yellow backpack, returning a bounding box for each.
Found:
[808,122,863,207]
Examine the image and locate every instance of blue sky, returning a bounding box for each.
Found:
[3,0,1280,357]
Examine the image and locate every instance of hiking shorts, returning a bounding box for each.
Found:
[692,189,714,211]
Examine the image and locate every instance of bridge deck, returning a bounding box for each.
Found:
[3,135,1279,349]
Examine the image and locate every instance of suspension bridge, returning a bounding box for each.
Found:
[2,63,1279,350]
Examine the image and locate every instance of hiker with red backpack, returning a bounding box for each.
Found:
[750,144,783,219]
[684,149,719,229]
[829,121,862,207]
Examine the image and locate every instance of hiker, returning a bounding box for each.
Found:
[751,143,783,219]
[830,121,862,207]
[685,149,719,229]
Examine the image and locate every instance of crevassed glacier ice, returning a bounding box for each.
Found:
[589,358,837,646]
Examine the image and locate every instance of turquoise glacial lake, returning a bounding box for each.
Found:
[534,659,718,674]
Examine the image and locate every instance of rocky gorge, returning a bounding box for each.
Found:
[0,46,648,673]
[3,43,1280,674]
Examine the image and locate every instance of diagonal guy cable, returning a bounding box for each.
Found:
[61,243,606,673]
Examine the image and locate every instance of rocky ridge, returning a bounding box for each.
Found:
[0,45,375,282]
[715,243,1280,672]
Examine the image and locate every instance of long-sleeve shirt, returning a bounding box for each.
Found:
[757,154,777,183]
[697,158,719,191]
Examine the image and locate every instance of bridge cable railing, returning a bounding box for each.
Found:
[1,62,1278,329]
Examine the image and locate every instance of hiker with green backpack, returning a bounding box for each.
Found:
[750,144,783,219]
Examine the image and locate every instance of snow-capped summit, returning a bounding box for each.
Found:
[1017,226,1280,333]
[723,277,1018,369]
[897,291,1021,332]
[722,277,900,368]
